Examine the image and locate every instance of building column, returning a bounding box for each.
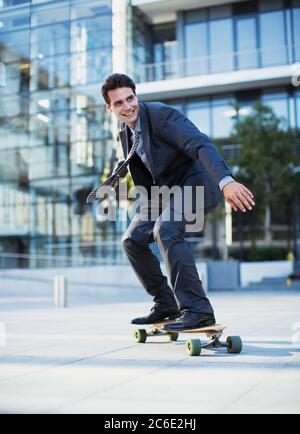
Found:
[112,0,131,74]
[111,0,132,152]
[29,187,37,268]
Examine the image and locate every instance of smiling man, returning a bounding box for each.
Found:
[97,73,255,331]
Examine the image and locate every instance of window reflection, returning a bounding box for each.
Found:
[30,108,69,148]
[0,183,30,235]
[71,0,112,21]
[210,19,234,73]
[31,2,69,27]
[185,89,296,146]
[164,1,300,83]
[70,51,111,86]
[31,24,70,59]
[0,61,29,94]
[236,16,258,70]
[212,97,235,139]
[295,90,300,129]
[131,7,152,83]
[184,22,208,76]
[71,14,111,52]
[0,93,28,116]
[0,29,30,61]
[152,24,178,81]
[186,101,211,136]
[0,116,28,149]
[262,91,289,129]
[260,11,287,67]
[0,148,28,183]
[31,55,70,91]
[293,7,300,61]
[0,0,115,266]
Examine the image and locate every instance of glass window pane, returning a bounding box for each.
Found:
[71,15,112,53]
[132,10,151,83]
[0,0,116,265]
[210,19,234,73]
[184,22,208,76]
[30,90,70,115]
[31,0,51,3]
[0,116,28,149]
[238,102,255,119]
[0,29,30,61]
[289,95,296,129]
[71,0,112,20]
[293,8,300,61]
[31,3,69,27]
[212,98,235,139]
[30,55,70,91]
[0,183,30,239]
[163,41,178,79]
[0,93,28,116]
[70,50,111,86]
[0,9,29,33]
[295,91,300,128]
[260,11,287,66]
[236,17,258,70]
[0,149,28,185]
[4,0,29,5]
[153,43,164,81]
[187,101,211,136]
[262,92,289,127]
[31,24,70,59]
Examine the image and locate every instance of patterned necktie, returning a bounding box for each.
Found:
[86,130,140,203]
[116,129,140,177]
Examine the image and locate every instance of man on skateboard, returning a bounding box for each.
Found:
[96,73,255,331]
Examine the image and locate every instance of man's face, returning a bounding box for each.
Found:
[106,87,139,128]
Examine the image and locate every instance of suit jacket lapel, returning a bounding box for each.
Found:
[139,103,155,170]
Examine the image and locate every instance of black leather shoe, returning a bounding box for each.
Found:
[163,312,216,331]
[131,304,180,325]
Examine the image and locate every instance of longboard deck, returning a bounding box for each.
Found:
[134,323,242,355]
[150,322,226,334]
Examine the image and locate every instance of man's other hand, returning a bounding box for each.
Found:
[223,181,255,213]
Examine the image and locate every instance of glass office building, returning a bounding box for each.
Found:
[133,0,300,81]
[0,0,299,268]
[0,0,119,268]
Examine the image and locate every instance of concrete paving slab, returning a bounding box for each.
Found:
[0,290,299,414]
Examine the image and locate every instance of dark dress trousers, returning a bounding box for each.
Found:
[114,102,233,314]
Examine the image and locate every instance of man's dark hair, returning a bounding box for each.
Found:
[101,73,136,105]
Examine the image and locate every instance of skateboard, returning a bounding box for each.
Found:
[133,322,242,356]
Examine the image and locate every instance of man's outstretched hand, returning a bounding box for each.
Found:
[223,181,255,213]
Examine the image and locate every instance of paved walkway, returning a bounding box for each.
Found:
[0,290,299,414]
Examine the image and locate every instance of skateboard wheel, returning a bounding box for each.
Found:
[134,329,147,343]
[186,339,202,356]
[226,336,242,354]
[169,332,179,342]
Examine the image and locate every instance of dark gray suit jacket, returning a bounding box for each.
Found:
[113,102,233,214]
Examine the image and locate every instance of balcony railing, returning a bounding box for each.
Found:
[134,45,299,84]
[0,237,207,269]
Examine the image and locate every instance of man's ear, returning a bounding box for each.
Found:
[106,103,112,113]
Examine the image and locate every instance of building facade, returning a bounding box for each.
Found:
[0,0,299,268]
